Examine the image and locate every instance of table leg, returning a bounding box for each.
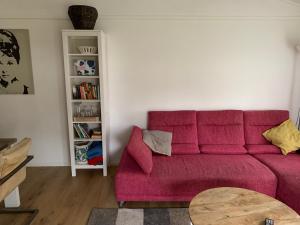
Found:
[4,187,20,207]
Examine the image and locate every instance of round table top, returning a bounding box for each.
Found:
[189,187,300,225]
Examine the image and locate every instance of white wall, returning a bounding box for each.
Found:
[1,0,300,165]
[0,20,71,165]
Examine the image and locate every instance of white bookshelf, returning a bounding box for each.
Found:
[62,30,108,177]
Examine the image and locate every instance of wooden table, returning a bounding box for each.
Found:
[189,187,300,225]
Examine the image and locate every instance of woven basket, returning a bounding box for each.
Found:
[68,5,98,30]
[78,46,97,54]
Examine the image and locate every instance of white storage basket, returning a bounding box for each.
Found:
[78,46,97,54]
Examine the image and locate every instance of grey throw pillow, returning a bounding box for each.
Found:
[142,130,172,156]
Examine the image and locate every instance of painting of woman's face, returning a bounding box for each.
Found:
[0,29,34,94]
[0,30,20,88]
[0,52,18,65]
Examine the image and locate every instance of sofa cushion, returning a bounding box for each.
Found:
[171,144,199,155]
[197,110,245,147]
[263,119,300,155]
[200,145,247,154]
[148,111,198,154]
[115,153,277,201]
[254,154,300,214]
[127,126,153,174]
[246,145,281,154]
[244,110,289,145]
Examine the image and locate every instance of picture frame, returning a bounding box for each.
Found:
[0,29,34,94]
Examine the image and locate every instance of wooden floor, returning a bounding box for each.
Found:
[0,167,188,225]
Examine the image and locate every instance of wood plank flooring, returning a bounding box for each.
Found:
[0,167,188,225]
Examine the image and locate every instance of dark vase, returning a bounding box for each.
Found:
[68,5,98,30]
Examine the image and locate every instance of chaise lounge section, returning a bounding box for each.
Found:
[116,151,277,201]
[115,110,300,214]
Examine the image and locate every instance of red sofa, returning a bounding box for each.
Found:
[115,110,300,213]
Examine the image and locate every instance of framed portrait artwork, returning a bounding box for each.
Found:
[0,29,34,94]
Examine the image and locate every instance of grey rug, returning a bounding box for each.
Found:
[87,208,191,225]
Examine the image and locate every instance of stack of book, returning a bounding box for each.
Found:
[91,128,102,139]
[72,82,99,100]
[87,142,103,165]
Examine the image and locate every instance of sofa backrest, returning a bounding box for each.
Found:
[148,111,199,154]
[244,110,289,145]
[197,110,245,145]
[147,109,290,155]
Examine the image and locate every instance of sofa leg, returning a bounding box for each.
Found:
[119,201,125,208]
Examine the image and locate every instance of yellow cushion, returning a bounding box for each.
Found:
[263,119,300,155]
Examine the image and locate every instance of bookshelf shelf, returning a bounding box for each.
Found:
[62,30,108,177]
[68,53,99,56]
[72,121,101,124]
[74,138,102,142]
[71,99,100,103]
[75,164,104,169]
[70,76,99,79]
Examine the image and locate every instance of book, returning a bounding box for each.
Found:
[73,124,90,139]
[78,124,89,138]
[73,124,83,138]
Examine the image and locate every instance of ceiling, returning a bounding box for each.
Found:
[287,0,300,4]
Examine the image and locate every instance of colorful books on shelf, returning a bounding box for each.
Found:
[73,124,102,140]
[73,123,89,139]
[72,82,99,100]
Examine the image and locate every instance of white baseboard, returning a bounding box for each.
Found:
[28,161,70,167]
